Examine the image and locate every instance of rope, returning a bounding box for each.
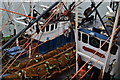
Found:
[71,26,120,80]
[79,49,109,80]
[25,4,64,67]
[0,8,35,19]
[1,1,83,77]
[1,8,61,72]
[0,29,64,78]
[3,3,59,68]
[1,38,27,59]
[1,3,64,77]
[1,0,44,74]
[3,2,13,21]
[1,1,34,71]
[70,0,86,11]
[23,32,63,70]
[1,32,37,72]
[2,0,58,69]
[0,0,26,32]
[0,19,10,32]
[1,1,84,78]
[1,0,31,64]
[1,22,39,71]
[1,32,39,76]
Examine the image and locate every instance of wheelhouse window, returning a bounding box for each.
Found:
[110,44,118,55]
[101,41,109,51]
[82,33,88,43]
[78,32,81,41]
[46,25,49,32]
[55,23,57,29]
[51,24,54,31]
[89,37,100,48]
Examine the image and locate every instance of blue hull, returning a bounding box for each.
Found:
[34,31,75,54]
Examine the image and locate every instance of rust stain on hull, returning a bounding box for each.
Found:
[83,46,105,58]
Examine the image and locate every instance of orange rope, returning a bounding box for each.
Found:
[1,32,39,76]
[41,4,63,31]
[79,26,120,80]
[71,26,120,80]
[0,1,25,32]
[1,0,38,72]
[2,20,38,71]
[1,1,33,71]
[1,3,63,77]
[1,32,36,72]
[0,20,10,32]
[0,30,64,78]
[71,36,111,79]
[22,32,63,70]
[0,8,35,19]
[2,12,60,73]
[1,0,42,60]
[25,4,64,67]
[79,50,109,80]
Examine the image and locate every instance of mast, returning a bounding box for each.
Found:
[102,1,120,78]
[29,1,35,58]
[0,2,59,51]
[75,0,79,72]
[14,23,19,46]
[11,2,19,46]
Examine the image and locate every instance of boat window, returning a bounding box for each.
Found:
[78,32,81,41]
[82,33,88,43]
[55,23,57,29]
[51,24,54,31]
[101,41,109,51]
[110,44,118,55]
[46,25,49,32]
[89,36,100,48]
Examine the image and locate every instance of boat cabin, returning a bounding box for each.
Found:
[77,28,119,69]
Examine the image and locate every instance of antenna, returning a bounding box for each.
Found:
[0,2,59,51]
[102,1,120,79]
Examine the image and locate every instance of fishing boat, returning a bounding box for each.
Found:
[2,43,76,80]
[0,1,77,80]
[0,0,120,80]
[72,0,120,80]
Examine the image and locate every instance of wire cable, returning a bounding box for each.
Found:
[71,25,120,80]
[1,3,64,77]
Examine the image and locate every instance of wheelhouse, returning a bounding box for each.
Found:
[77,28,119,69]
[78,29,118,55]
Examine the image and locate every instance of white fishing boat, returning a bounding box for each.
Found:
[0,0,120,80]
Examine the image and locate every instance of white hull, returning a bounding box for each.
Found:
[75,29,120,75]
[27,21,69,42]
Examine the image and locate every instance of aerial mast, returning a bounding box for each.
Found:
[0,2,59,51]
[75,0,79,72]
[102,0,120,79]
